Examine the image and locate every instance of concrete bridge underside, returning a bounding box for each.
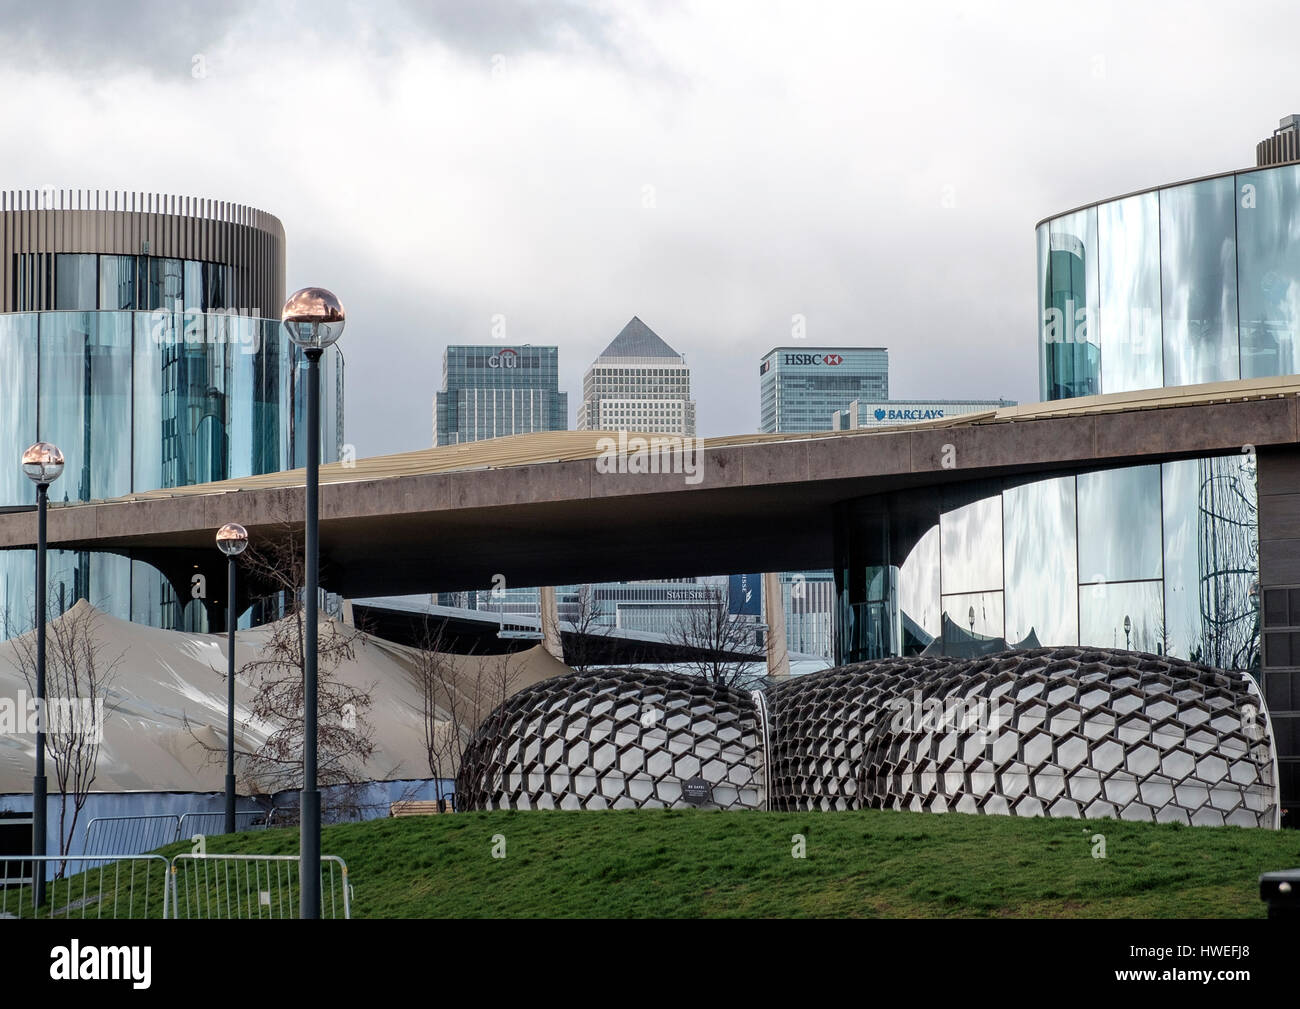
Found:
[0,379,1294,603]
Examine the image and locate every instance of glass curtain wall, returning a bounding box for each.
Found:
[0,310,341,637]
[1039,161,1300,399]
[1039,209,1100,399]
[835,455,1259,671]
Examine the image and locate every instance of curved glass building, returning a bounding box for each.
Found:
[834,455,1258,668]
[0,190,342,635]
[1037,157,1300,400]
[835,134,1300,672]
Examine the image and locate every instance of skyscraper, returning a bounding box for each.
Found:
[757,346,888,660]
[567,317,706,644]
[577,317,695,434]
[433,344,567,445]
[759,346,888,434]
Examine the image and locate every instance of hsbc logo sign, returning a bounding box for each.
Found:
[782,353,843,366]
[488,348,519,368]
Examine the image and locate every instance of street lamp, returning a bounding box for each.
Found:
[22,441,63,908]
[281,287,345,920]
[967,605,975,638]
[1123,614,1132,651]
[216,522,249,836]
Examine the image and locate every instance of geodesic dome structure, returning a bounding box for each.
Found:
[767,648,1279,827]
[455,669,766,810]
[455,648,1280,827]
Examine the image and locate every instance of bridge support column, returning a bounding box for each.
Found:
[763,572,790,680]
[539,585,563,661]
[1257,446,1300,824]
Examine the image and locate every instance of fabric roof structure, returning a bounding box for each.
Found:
[0,600,570,794]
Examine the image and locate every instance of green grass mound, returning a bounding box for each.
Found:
[150,808,1300,918]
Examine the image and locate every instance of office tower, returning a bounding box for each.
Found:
[759,346,888,434]
[577,317,695,435]
[433,345,567,445]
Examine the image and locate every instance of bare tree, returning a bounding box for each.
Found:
[410,626,522,811]
[233,520,377,810]
[563,583,608,673]
[9,601,123,861]
[668,587,765,689]
[410,615,462,810]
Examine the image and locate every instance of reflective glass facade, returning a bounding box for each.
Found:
[1038,161,1300,400]
[759,347,889,434]
[433,345,566,445]
[0,309,343,636]
[17,251,236,314]
[835,455,1259,670]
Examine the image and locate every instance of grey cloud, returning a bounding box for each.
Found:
[0,0,620,75]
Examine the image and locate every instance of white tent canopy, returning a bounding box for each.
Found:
[0,600,570,794]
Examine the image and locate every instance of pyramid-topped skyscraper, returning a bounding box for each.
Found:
[576,317,696,434]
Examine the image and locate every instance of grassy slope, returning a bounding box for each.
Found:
[159,808,1300,918]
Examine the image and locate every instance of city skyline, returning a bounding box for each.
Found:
[7,1,1296,457]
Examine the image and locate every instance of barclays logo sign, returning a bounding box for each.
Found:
[868,405,949,423]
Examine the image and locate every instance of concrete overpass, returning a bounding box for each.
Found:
[0,376,1298,601]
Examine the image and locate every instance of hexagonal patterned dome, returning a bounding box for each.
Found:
[455,648,1280,828]
[768,648,1279,827]
[456,669,766,810]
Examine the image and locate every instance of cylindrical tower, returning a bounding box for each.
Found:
[0,190,340,635]
[0,189,284,316]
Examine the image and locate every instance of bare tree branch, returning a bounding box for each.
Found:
[8,601,123,865]
[667,586,765,689]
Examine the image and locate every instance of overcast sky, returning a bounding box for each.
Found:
[2,0,1295,453]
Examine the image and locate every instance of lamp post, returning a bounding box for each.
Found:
[216,522,249,836]
[1124,614,1132,651]
[22,442,63,909]
[281,287,345,920]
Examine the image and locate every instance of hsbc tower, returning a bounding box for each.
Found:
[758,346,889,435]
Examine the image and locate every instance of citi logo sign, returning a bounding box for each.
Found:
[488,348,519,368]
[782,353,842,366]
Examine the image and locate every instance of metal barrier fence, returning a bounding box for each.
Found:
[171,854,351,919]
[83,809,278,859]
[83,815,182,859]
[177,809,274,840]
[0,855,171,919]
[0,853,350,919]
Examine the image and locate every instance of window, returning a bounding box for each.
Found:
[55,254,98,310]
[99,255,137,310]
